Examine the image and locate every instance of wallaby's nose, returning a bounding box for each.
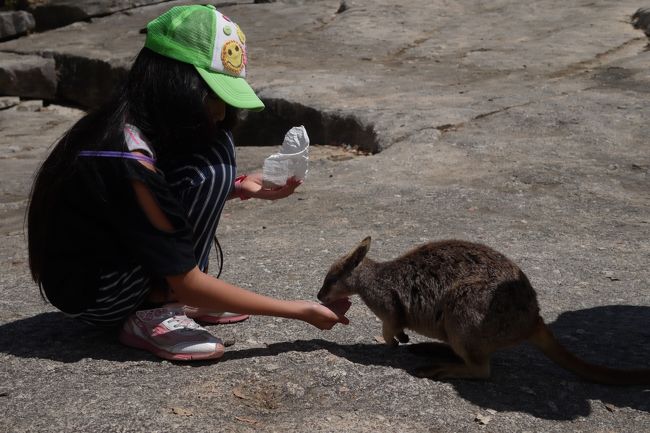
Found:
[316,288,328,303]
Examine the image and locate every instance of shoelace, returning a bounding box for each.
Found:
[166,315,202,331]
[139,307,202,331]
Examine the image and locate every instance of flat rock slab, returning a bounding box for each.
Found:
[15,0,176,31]
[0,0,645,150]
[0,1,649,432]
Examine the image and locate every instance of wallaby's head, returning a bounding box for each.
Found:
[317,236,371,303]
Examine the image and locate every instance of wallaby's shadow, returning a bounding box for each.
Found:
[435,305,650,419]
[224,305,650,420]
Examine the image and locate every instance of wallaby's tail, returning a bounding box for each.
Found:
[527,317,650,385]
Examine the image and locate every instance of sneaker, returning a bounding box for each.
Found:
[183,306,250,325]
[119,306,225,361]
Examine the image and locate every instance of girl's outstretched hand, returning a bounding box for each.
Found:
[295,298,351,330]
[240,172,302,200]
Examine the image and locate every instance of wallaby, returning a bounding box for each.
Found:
[317,237,650,385]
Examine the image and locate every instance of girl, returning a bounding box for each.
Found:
[27,4,350,361]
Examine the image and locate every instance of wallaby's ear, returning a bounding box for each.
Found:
[342,236,371,272]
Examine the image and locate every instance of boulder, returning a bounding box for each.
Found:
[0,10,35,40]
[53,52,129,108]
[0,9,143,108]
[0,52,56,99]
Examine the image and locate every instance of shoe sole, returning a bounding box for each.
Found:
[196,314,250,325]
[119,330,225,361]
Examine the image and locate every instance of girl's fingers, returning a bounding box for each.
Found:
[257,179,302,200]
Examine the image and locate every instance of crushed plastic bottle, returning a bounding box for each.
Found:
[262,126,309,188]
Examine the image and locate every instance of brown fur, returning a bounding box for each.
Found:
[318,237,650,385]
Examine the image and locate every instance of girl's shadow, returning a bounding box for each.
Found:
[0,312,142,362]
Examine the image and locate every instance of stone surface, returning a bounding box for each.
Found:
[0,10,35,40]
[15,0,175,31]
[0,1,649,432]
[0,51,56,99]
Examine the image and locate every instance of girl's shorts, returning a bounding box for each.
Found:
[72,265,151,328]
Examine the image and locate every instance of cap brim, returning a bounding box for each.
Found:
[196,67,264,111]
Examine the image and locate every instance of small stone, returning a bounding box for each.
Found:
[474,414,492,425]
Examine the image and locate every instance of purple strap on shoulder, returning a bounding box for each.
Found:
[78,150,156,165]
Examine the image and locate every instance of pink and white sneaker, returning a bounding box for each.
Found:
[119,306,224,361]
[183,306,250,325]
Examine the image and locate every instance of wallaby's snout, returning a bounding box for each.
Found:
[318,236,372,304]
[316,286,329,303]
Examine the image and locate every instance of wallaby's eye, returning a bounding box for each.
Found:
[323,274,338,288]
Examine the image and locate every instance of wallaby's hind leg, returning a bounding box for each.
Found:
[415,332,492,380]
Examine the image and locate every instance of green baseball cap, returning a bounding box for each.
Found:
[145,4,264,111]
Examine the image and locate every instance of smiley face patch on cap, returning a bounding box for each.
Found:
[210,10,248,78]
[221,40,245,74]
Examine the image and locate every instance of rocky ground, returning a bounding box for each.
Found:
[0,1,649,432]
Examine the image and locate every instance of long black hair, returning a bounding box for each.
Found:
[27,47,238,287]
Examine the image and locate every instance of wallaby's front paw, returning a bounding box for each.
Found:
[397,331,409,343]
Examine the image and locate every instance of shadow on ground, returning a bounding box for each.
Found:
[1,305,649,420]
[0,312,143,363]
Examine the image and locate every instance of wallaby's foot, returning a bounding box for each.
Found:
[382,323,407,347]
[397,331,409,344]
[414,361,490,380]
[386,338,399,348]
